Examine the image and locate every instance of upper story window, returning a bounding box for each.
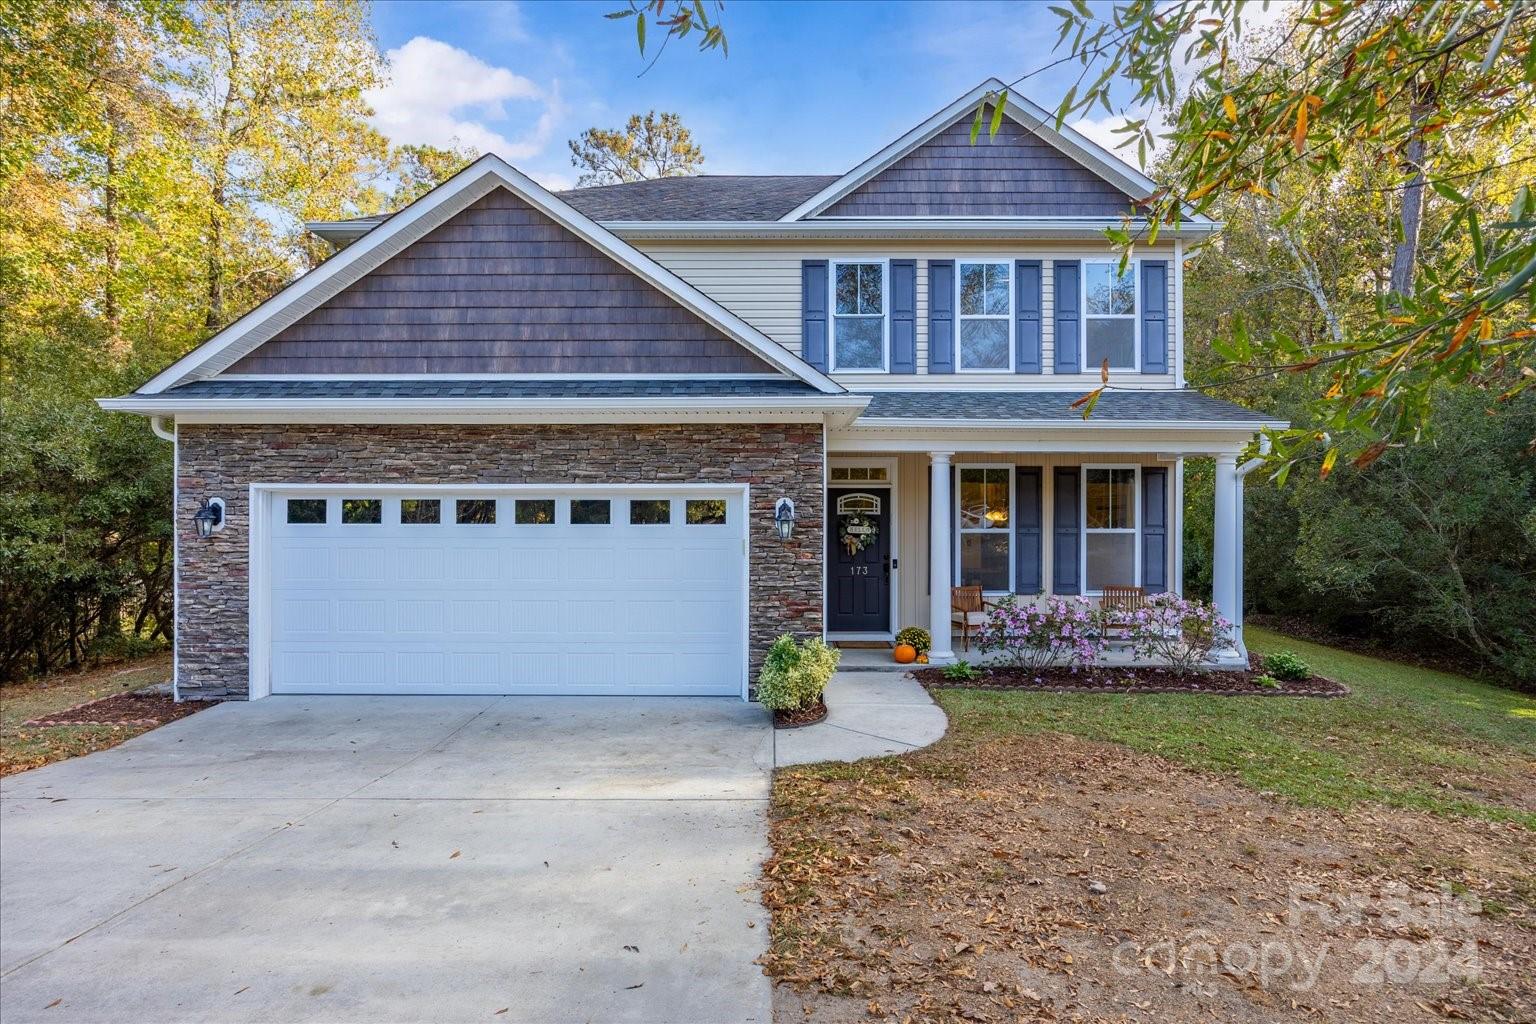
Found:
[1083,261,1138,371]
[831,260,886,371]
[957,261,1012,371]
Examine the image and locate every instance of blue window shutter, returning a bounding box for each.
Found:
[801,260,828,372]
[1015,260,1042,374]
[928,260,955,373]
[1052,467,1080,594]
[1142,467,1169,594]
[1141,260,1168,374]
[890,259,917,374]
[1053,260,1080,374]
[1015,467,1043,593]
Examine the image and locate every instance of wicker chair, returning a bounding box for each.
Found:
[950,585,992,652]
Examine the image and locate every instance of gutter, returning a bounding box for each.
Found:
[845,416,1285,432]
[600,218,1226,242]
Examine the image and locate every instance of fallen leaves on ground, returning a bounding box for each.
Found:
[760,734,1534,1024]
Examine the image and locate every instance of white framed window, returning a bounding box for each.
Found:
[1082,465,1139,594]
[1082,260,1139,371]
[957,260,1012,371]
[956,465,1012,593]
[830,259,887,371]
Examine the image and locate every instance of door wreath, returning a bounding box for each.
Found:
[839,513,879,557]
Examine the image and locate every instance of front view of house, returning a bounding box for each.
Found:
[101,79,1279,701]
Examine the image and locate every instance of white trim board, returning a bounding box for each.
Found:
[137,155,844,396]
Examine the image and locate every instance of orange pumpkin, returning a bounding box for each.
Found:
[916,654,930,664]
[893,643,918,664]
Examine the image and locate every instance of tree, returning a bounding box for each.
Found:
[568,111,703,186]
[1008,1,1536,475]
[389,143,476,206]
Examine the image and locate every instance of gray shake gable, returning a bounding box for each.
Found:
[820,110,1139,218]
[226,187,776,376]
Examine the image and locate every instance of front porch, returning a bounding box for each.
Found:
[822,428,1262,667]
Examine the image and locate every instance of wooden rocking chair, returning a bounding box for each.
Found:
[950,585,992,652]
[1099,584,1147,641]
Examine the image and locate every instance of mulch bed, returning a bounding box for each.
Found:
[915,654,1347,697]
[774,699,829,729]
[25,691,211,728]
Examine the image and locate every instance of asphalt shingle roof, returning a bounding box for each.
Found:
[856,390,1269,423]
[156,378,823,400]
[556,175,838,222]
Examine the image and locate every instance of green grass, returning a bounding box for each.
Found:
[933,627,1536,827]
[0,655,172,776]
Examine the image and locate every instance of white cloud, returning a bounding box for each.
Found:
[366,36,561,161]
[1071,109,1170,169]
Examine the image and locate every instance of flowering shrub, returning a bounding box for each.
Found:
[1123,594,1235,670]
[894,626,931,654]
[978,595,1106,671]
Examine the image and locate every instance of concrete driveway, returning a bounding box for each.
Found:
[0,695,776,1024]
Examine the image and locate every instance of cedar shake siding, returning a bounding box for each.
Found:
[226,188,775,375]
[821,112,1137,218]
[174,423,824,699]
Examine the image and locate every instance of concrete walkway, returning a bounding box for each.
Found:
[0,695,775,1024]
[775,671,949,766]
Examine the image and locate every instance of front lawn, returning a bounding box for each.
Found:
[936,626,1534,826]
[763,630,1535,1023]
[0,654,175,776]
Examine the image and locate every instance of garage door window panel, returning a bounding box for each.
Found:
[630,499,671,525]
[341,499,382,525]
[686,499,727,525]
[400,499,440,524]
[287,498,327,525]
[514,499,555,525]
[571,499,610,525]
[455,499,496,525]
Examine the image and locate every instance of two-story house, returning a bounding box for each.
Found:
[101,80,1279,701]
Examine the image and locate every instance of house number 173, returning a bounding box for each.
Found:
[849,565,870,576]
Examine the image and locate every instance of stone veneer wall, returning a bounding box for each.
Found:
[175,423,824,699]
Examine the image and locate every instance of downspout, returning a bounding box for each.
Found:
[1229,435,1271,653]
[148,416,179,700]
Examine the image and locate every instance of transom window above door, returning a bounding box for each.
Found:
[1083,261,1138,370]
[958,261,1012,371]
[831,260,886,371]
[957,466,1011,592]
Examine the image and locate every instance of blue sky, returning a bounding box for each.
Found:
[364,0,1156,190]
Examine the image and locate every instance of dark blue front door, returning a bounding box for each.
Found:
[827,489,891,633]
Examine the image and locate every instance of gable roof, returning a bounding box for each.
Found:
[139,155,843,395]
[780,78,1199,223]
[559,175,838,222]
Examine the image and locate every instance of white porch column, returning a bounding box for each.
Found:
[1211,452,1245,663]
[928,451,955,662]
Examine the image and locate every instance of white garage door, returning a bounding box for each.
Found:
[264,490,746,696]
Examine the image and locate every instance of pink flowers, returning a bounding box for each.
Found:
[1124,594,1236,669]
[978,595,1107,670]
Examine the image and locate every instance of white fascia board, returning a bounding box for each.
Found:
[781,78,1204,224]
[830,422,1277,455]
[607,217,1223,241]
[138,155,844,396]
[96,394,871,427]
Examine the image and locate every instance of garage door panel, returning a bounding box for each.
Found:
[267,490,745,696]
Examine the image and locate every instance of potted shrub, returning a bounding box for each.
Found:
[894,626,931,664]
[757,634,841,727]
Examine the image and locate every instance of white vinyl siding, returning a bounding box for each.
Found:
[634,240,1178,388]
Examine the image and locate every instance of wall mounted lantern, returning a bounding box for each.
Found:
[193,497,226,539]
[773,497,796,541]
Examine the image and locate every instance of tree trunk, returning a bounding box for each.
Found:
[1390,84,1434,299]
[102,108,127,358]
